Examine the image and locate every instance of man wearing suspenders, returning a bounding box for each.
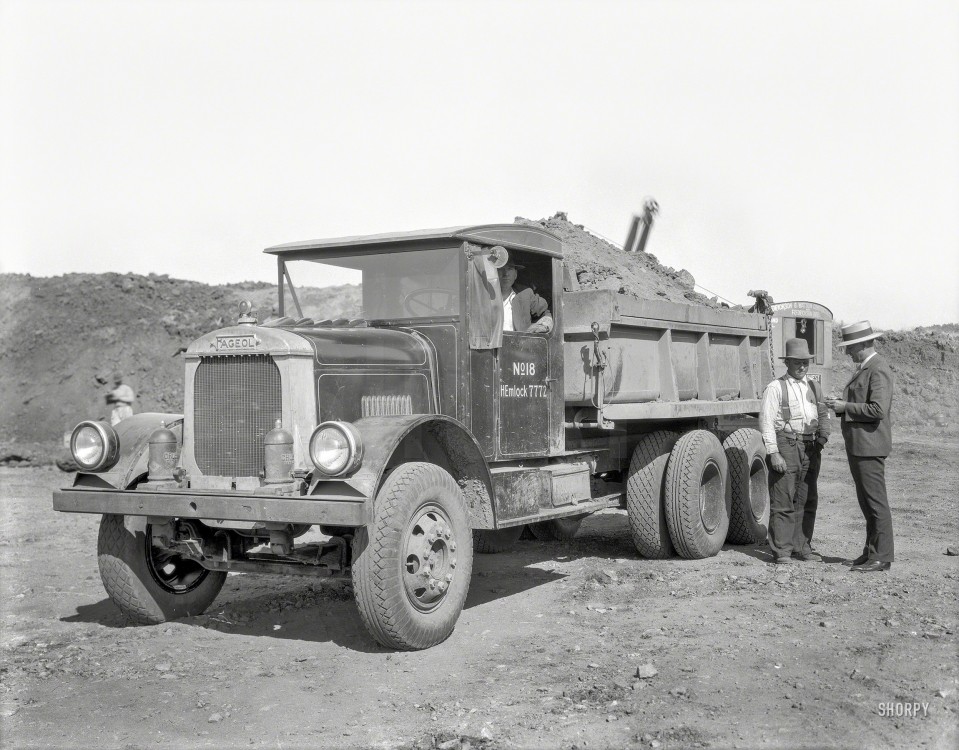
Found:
[759,338,831,564]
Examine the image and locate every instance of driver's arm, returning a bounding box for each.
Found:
[525,293,552,333]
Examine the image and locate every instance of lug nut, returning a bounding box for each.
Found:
[438,582,448,592]
[445,573,453,582]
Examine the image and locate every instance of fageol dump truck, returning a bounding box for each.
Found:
[54,223,775,650]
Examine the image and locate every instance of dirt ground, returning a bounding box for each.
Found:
[2,431,957,750]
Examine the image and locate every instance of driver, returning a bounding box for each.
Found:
[496,255,553,334]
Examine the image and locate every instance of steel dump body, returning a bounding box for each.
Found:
[563,289,771,422]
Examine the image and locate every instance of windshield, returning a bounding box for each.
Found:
[281,248,461,321]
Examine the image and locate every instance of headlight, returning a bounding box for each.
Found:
[309,421,363,476]
[70,421,120,471]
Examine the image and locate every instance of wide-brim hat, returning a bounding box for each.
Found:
[780,338,815,360]
[837,320,883,347]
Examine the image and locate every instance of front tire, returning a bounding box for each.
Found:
[723,428,770,544]
[97,514,226,624]
[351,462,473,650]
[664,430,730,559]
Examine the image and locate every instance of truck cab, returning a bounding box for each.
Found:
[267,224,566,461]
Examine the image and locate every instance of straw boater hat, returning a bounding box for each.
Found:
[780,338,814,360]
[836,320,883,348]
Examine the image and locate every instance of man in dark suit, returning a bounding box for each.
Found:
[825,320,895,572]
[497,256,553,333]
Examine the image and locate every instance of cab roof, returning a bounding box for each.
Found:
[264,223,563,259]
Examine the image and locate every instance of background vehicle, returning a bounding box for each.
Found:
[55,224,775,649]
[768,300,834,392]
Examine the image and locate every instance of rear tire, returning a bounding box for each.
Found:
[473,526,523,553]
[351,462,473,650]
[723,428,770,544]
[527,514,588,541]
[97,514,226,624]
[664,430,730,559]
[626,431,679,558]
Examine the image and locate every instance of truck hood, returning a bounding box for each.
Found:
[186,324,429,368]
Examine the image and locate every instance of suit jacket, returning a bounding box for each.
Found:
[509,285,551,331]
[840,354,894,457]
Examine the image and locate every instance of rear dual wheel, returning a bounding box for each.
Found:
[626,431,679,558]
[723,428,770,544]
[664,430,731,559]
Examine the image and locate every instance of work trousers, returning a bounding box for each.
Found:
[794,446,822,556]
[847,453,895,562]
[767,433,812,559]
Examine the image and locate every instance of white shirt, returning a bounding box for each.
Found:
[759,376,820,454]
[502,291,515,332]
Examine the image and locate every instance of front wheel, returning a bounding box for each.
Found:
[351,462,473,650]
[97,514,226,624]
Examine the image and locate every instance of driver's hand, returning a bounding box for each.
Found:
[526,318,553,334]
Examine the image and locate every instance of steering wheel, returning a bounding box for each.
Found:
[402,288,455,317]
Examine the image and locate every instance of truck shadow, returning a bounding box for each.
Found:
[61,511,749,650]
[60,555,575,652]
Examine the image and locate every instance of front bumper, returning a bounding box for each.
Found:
[53,486,370,526]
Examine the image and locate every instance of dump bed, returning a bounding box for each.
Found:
[563,290,772,420]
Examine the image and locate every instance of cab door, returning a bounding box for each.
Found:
[497,333,550,457]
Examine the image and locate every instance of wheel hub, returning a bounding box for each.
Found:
[403,506,457,612]
[699,460,724,533]
[146,543,208,593]
[749,456,768,519]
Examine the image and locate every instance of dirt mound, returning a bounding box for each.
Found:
[0,272,357,463]
[517,212,720,307]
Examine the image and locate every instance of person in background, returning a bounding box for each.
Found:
[825,320,895,573]
[496,254,553,334]
[108,374,135,426]
[759,338,830,564]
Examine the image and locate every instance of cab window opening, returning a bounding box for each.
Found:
[280,248,460,321]
[500,250,554,336]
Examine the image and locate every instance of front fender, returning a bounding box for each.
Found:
[73,413,183,490]
[317,415,495,528]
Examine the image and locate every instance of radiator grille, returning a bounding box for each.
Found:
[194,355,282,477]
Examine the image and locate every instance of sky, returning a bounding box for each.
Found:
[1,0,957,329]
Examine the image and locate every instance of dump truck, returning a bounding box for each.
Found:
[54,223,774,650]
